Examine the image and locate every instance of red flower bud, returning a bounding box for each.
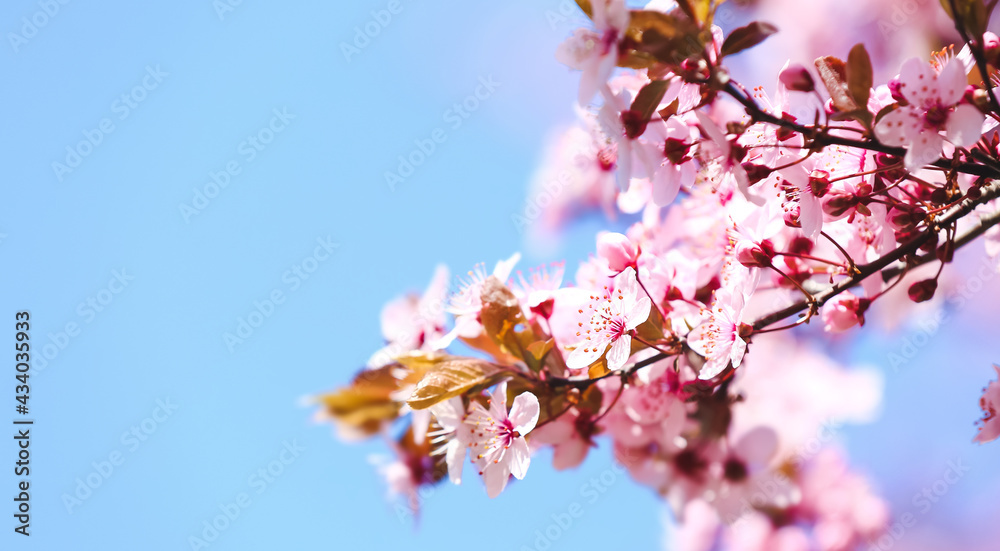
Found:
[664,138,691,165]
[907,279,938,303]
[776,112,798,141]
[742,163,773,186]
[808,170,831,198]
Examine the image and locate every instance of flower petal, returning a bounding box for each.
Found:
[509,392,540,434]
[652,164,681,206]
[482,461,511,498]
[606,334,632,371]
[445,440,464,484]
[937,57,967,106]
[898,57,936,106]
[799,194,823,239]
[625,297,652,331]
[429,396,466,431]
[874,106,920,148]
[945,104,984,148]
[493,252,521,281]
[552,438,589,470]
[698,354,729,380]
[686,322,710,357]
[903,130,944,171]
[735,426,778,465]
[508,438,532,479]
[491,381,509,413]
[616,266,640,301]
[729,334,748,368]
[566,339,608,371]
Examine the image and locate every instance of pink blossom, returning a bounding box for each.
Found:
[566,267,652,371]
[821,291,864,333]
[687,287,749,380]
[596,231,640,273]
[711,426,797,522]
[696,110,760,205]
[874,57,984,171]
[464,382,540,497]
[973,364,1000,444]
[511,261,565,324]
[428,397,468,484]
[530,408,591,470]
[555,0,629,105]
[598,87,664,190]
[367,265,450,368]
[645,115,698,206]
[438,253,520,347]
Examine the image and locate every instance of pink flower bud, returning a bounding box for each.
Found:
[984,31,1000,66]
[887,78,907,104]
[822,292,864,332]
[597,232,640,273]
[779,64,815,92]
[735,239,775,268]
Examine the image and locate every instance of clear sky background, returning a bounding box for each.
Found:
[0,1,998,550]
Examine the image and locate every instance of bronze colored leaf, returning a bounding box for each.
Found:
[815,56,859,113]
[527,339,554,362]
[625,80,671,138]
[626,10,705,67]
[407,359,505,410]
[846,43,873,111]
[480,276,534,361]
[720,21,778,58]
[315,365,402,437]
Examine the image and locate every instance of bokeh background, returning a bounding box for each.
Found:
[1,1,998,550]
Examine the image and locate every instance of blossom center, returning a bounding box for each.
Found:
[923,102,950,130]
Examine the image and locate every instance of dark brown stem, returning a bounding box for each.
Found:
[751,179,1000,330]
[722,82,1000,179]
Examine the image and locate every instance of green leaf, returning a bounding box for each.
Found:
[407,358,505,410]
[720,21,778,58]
[846,43,873,110]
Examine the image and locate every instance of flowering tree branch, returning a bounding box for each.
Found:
[313,1,1000,547]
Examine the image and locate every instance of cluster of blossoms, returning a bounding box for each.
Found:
[315,1,1000,548]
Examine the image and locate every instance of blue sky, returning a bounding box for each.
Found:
[1,1,998,550]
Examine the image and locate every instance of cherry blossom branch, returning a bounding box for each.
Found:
[751,178,1000,331]
[721,81,1000,179]
[880,203,1000,282]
